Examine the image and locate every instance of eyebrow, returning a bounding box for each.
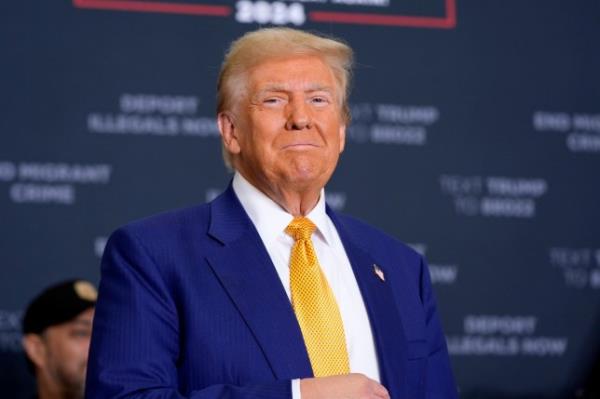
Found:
[71,319,93,326]
[256,83,335,96]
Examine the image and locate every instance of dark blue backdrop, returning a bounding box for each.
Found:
[2,1,600,397]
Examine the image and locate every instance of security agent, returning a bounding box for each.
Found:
[22,279,96,399]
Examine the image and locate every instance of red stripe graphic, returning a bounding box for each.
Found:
[73,0,232,17]
[309,0,456,28]
[73,0,455,28]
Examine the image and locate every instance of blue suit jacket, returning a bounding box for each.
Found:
[86,185,457,399]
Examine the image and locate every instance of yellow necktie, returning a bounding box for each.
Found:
[285,216,350,377]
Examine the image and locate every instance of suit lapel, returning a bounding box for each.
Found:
[204,185,409,395]
[205,185,313,380]
[328,208,409,399]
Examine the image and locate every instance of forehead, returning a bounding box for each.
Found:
[74,307,95,321]
[51,308,95,330]
[246,55,337,92]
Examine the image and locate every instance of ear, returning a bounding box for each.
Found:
[338,124,346,153]
[22,334,47,369]
[217,112,241,156]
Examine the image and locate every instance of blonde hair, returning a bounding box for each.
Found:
[217,28,354,169]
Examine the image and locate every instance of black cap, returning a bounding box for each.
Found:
[22,279,97,335]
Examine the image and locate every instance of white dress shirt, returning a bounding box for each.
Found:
[232,172,380,398]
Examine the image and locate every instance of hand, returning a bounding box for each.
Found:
[300,373,390,399]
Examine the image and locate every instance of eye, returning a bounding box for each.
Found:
[69,328,91,338]
[310,96,331,106]
[262,97,285,106]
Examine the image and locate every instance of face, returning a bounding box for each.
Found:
[219,55,346,197]
[39,308,94,398]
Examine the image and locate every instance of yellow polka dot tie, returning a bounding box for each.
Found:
[285,216,350,377]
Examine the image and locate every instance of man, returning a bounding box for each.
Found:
[86,28,457,399]
[22,279,97,399]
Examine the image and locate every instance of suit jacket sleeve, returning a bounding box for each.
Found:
[85,227,291,399]
[418,255,458,399]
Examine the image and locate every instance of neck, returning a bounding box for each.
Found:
[37,380,62,399]
[237,170,322,216]
[268,186,321,216]
[37,374,80,399]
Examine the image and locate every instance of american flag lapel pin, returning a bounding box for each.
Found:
[373,264,385,282]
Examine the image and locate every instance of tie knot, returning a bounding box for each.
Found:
[285,217,317,241]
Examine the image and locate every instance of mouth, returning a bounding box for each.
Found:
[281,143,320,150]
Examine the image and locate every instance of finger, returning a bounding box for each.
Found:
[373,383,390,399]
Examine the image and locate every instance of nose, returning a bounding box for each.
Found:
[285,99,312,131]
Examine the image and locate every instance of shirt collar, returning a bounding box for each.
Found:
[232,172,333,245]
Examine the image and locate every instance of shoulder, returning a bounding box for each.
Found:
[124,202,210,234]
[332,211,433,306]
[332,211,423,267]
[101,203,216,286]
[109,202,211,250]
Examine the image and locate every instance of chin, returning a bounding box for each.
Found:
[287,168,329,188]
[278,156,335,187]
